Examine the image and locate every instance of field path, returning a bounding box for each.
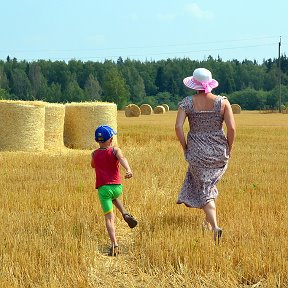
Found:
[88,214,149,287]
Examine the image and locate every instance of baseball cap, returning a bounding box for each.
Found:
[94,125,117,143]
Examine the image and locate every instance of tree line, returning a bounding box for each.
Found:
[0,55,288,110]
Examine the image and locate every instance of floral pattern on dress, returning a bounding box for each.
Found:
[177,95,229,208]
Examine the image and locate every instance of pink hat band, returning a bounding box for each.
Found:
[192,78,218,93]
[183,68,219,93]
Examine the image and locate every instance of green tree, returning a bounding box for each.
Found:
[120,62,146,104]
[10,68,32,100]
[155,65,165,93]
[84,74,102,101]
[214,62,236,94]
[46,83,62,102]
[102,67,130,109]
[0,64,9,91]
[228,88,266,110]
[266,93,278,109]
[28,62,48,100]
[0,88,9,99]
[140,95,157,108]
[64,74,85,102]
[40,60,71,92]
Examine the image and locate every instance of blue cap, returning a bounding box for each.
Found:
[95,125,117,143]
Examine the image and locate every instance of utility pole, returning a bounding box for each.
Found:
[278,36,282,112]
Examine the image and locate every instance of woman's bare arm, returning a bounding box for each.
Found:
[223,100,236,156]
[175,108,187,153]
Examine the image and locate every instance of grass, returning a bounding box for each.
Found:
[0,111,287,287]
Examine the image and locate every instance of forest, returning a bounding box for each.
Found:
[0,55,288,110]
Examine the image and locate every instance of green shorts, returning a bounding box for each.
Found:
[98,184,123,214]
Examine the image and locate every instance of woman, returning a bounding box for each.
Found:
[175,68,235,244]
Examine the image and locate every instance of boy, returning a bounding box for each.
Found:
[91,125,137,256]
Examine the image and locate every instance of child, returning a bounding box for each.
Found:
[91,125,138,256]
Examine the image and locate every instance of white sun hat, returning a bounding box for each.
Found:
[183,68,219,93]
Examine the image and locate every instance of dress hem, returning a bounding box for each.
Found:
[176,198,215,209]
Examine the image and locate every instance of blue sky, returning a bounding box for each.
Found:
[1,0,287,63]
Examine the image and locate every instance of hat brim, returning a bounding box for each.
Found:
[183,76,219,90]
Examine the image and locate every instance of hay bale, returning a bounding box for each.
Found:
[154,105,165,114]
[125,104,141,117]
[0,100,45,152]
[124,105,132,117]
[44,103,65,150]
[162,104,170,112]
[140,104,153,115]
[282,108,288,114]
[231,104,241,114]
[64,102,117,149]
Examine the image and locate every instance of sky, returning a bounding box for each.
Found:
[1,0,287,64]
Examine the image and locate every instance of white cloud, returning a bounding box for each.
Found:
[185,3,214,19]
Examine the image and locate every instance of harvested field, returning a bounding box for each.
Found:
[0,111,287,287]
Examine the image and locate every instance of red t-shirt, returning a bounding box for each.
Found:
[92,147,121,189]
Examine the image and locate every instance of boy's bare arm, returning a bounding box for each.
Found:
[114,147,133,179]
[91,151,95,168]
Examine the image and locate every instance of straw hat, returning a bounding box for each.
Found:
[183,68,218,93]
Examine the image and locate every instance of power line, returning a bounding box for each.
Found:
[1,36,286,62]
[0,35,285,54]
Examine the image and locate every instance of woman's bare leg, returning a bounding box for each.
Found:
[202,201,222,243]
[202,201,219,230]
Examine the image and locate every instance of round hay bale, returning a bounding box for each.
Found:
[154,105,165,114]
[282,108,288,114]
[0,100,45,152]
[64,102,117,149]
[124,105,132,117]
[162,104,170,112]
[125,104,141,117]
[231,104,241,114]
[44,103,65,150]
[140,104,153,115]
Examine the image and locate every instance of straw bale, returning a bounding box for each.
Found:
[125,104,141,117]
[44,103,65,150]
[161,104,170,112]
[124,105,132,117]
[231,104,241,114]
[154,105,165,114]
[64,102,117,149]
[140,104,153,115]
[282,108,288,114]
[0,100,45,152]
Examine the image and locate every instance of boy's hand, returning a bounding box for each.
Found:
[125,170,133,179]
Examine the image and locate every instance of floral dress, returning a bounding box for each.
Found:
[177,95,230,208]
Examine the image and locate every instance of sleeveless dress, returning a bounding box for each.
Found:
[177,95,230,208]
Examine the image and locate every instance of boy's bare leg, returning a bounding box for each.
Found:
[113,198,138,228]
[112,198,127,215]
[104,212,118,246]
